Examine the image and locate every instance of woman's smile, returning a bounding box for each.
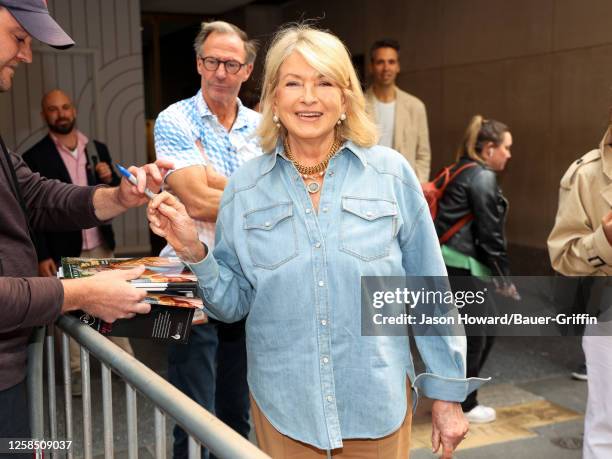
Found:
[295,111,323,121]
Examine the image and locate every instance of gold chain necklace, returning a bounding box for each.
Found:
[283,136,342,177]
[283,136,342,194]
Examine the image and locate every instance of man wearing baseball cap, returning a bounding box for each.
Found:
[0,0,74,49]
[0,2,172,453]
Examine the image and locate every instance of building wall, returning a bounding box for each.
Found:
[281,0,612,250]
[0,0,149,255]
[4,1,612,253]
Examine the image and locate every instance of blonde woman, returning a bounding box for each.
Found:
[148,25,482,458]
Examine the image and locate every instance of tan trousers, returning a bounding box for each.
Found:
[250,382,412,459]
[60,244,134,373]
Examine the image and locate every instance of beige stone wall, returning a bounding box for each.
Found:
[0,0,149,255]
[282,0,612,249]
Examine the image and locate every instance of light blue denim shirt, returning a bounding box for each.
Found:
[187,141,484,449]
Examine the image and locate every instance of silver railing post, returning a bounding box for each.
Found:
[27,326,45,438]
[45,326,58,459]
[154,408,166,459]
[126,383,138,459]
[101,363,114,458]
[61,332,74,459]
[188,436,201,459]
[81,347,93,459]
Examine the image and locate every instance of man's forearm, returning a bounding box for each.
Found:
[186,188,223,221]
[206,166,228,190]
[92,186,128,221]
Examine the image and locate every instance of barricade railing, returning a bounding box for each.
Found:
[28,314,270,459]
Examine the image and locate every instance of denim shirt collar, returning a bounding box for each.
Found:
[260,139,369,175]
[195,89,250,131]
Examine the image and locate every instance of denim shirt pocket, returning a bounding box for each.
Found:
[340,196,398,261]
[244,202,299,269]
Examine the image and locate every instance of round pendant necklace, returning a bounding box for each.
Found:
[306,181,320,194]
[301,171,325,194]
[284,136,342,194]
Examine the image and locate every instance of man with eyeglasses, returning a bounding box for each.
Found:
[153,21,259,459]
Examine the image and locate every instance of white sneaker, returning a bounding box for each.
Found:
[464,405,496,423]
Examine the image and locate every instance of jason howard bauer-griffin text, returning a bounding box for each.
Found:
[372,313,598,326]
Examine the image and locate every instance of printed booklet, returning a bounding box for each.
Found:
[61,257,206,342]
[60,256,197,292]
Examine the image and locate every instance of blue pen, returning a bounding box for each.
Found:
[115,163,156,199]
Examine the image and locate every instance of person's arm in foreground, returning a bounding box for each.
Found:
[403,203,470,458]
[0,266,150,334]
[397,168,471,458]
[0,158,174,334]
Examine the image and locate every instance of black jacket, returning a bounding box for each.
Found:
[22,134,120,263]
[433,157,510,276]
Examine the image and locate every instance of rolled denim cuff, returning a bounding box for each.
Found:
[413,373,490,402]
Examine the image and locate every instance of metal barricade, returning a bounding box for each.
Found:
[29,314,269,459]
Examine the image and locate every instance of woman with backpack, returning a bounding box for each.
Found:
[434,115,518,424]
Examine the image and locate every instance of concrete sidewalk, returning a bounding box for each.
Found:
[411,377,585,458]
[411,336,587,458]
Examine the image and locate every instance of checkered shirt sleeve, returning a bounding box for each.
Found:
[154,104,205,172]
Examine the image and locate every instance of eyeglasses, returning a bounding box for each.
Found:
[198,56,246,74]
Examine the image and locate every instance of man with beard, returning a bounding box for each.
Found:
[24,89,120,276]
[22,89,135,394]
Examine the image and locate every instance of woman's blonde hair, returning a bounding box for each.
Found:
[455,115,509,162]
[257,24,378,153]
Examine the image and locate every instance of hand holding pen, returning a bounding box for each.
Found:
[113,159,174,208]
[115,163,157,199]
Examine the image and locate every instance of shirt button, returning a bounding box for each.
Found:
[366,211,373,218]
[321,319,327,326]
[264,221,271,227]
[326,395,333,402]
[314,242,321,248]
[322,207,328,213]
[318,280,324,287]
[322,357,329,364]
[305,208,312,214]
[329,171,334,176]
